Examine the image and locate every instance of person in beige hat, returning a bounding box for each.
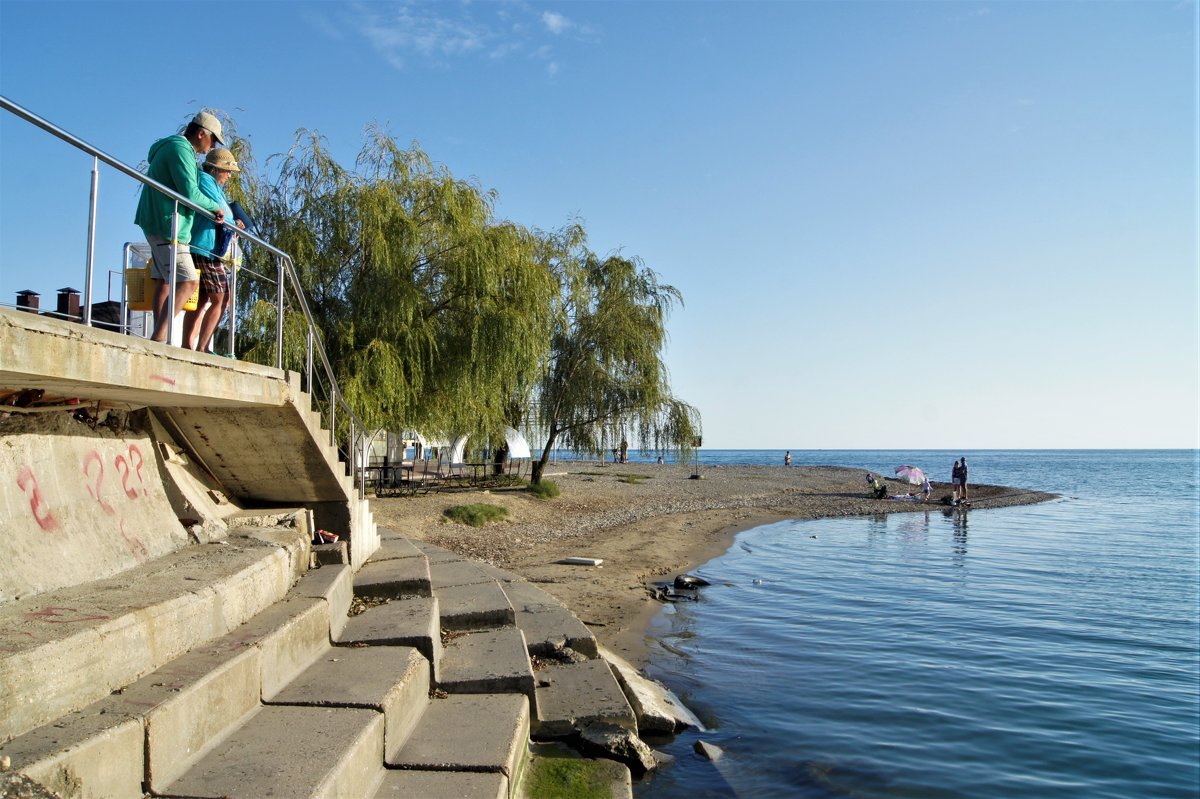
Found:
[133,110,228,346]
[183,147,243,353]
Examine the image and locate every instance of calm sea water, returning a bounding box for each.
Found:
[634,450,1200,799]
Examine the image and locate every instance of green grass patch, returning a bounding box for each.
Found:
[617,474,653,484]
[527,479,561,499]
[524,757,611,799]
[442,503,508,527]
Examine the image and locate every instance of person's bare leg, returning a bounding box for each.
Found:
[182,305,204,350]
[172,280,200,349]
[197,291,226,353]
[150,279,171,342]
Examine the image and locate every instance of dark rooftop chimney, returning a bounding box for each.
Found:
[56,287,81,321]
[16,290,39,313]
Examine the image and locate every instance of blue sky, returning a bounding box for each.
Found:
[1,1,1196,449]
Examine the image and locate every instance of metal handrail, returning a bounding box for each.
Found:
[0,93,371,497]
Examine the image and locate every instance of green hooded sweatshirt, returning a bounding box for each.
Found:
[133,134,221,244]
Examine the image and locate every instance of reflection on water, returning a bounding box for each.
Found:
[637,451,1199,799]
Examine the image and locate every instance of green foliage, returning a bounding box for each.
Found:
[527,480,560,499]
[529,243,702,482]
[236,126,555,440]
[524,756,611,799]
[442,503,509,527]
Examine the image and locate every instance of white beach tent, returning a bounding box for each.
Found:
[504,427,532,459]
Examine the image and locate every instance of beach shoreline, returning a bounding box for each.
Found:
[370,462,1055,667]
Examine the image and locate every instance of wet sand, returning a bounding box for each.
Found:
[370,462,1054,667]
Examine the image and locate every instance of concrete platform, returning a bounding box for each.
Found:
[532,659,637,739]
[437,629,535,702]
[337,596,442,669]
[269,645,429,756]
[370,536,425,562]
[160,705,384,799]
[435,580,516,631]
[387,693,529,780]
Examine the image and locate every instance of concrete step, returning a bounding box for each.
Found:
[501,579,598,658]
[532,659,637,740]
[268,644,429,759]
[0,527,308,744]
[373,769,508,799]
[292,562,353,640]
[430,558,499,590]
[0,583,326,797]
[386,693,529,785]
[159,705,384,799]
[437,628,535,705]
[337,597,442,676]
[354,556,433,599]
[434,580,516,631]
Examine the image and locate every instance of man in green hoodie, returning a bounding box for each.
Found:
[134,111,227,346]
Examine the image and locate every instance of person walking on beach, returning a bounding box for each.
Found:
[135,111,227,346]
[784,450,792,466]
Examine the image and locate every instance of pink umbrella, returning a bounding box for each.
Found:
[895,465,926,485]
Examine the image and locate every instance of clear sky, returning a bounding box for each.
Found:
[1,1,1196,449]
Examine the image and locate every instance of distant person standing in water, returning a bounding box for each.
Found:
[960,457,969,501]
[784,450,792,466]
[951,459,963,501]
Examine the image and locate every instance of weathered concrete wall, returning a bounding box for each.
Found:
[0,412,188,603]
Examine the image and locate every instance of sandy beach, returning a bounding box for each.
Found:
[370,462,1054,667]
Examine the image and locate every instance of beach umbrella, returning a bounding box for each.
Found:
[895,465,926,485]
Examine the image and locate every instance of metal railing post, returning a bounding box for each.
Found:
[167,202,179,345]
[306,328,314,394]
[83,156,98,325]
[275,255,285,369]
[227,239,239,358]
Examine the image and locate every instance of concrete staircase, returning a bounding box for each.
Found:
[0,527,640,798]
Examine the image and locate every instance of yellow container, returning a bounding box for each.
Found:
[126,263,200,311]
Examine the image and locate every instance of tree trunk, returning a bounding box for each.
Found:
[531,424,558,484]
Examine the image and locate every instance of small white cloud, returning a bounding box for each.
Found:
[547,61,560,76]
[542,11,573,35]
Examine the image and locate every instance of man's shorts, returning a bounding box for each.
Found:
[195,256,228,295]
[146,235,198,282]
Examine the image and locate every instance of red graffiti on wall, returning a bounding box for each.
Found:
[82,450,117,515]
[16,466,59,532]
[23,606,111,624]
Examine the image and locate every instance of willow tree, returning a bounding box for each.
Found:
[529,249,702,483]
[238,126,556,440]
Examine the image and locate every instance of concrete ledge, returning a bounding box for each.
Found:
[293,563,353,640]
[388,693,529,780]
[160,706,384,799]
[270,645,429,757]
[233,596,329,699]
[0,714,144,799]
[0,530,304,743]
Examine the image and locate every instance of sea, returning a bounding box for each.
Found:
[620,450,1199,799]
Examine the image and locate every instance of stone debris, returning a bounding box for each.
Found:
[577,721,658,777]
[693,740,724,762]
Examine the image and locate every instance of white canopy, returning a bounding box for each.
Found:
[504,426,532,459]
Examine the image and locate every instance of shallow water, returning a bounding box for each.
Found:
[635,450,1199,799]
